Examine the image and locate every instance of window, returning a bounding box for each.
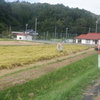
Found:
[78,39,81,43]
[86,39,90,44]
[19,37,22,40]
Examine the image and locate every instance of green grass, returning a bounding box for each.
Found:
[0,38,37,42]
[50,39,62,42]
[0,54,100,100]
[0,38,13,41]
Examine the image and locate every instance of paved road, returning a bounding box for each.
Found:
[33,40,95,47]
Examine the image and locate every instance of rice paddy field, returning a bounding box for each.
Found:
[0,52,99,100]
[0,45,90,69]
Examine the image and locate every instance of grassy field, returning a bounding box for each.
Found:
[0,45,90,69]
[0,53,99,100]
[0,38,13,41]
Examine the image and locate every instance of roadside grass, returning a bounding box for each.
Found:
[0,45,90,69]
[0,38,14,41]
[0,53,99,100]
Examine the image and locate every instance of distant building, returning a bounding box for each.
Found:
[74,33,100,44]
[24,29,38,36]
[11,29,38,41]
[16,33,32,41]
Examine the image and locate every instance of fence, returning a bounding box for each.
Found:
[37,32,77,42]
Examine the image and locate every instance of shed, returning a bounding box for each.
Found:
[11,29,38,41]
[17,33,32,41]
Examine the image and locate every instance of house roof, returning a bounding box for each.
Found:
[75,33,100,40]
[12,31,23,34]
[13,33,28,35]
[12,30,38,36]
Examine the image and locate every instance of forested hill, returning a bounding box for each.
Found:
[0,0,100,36]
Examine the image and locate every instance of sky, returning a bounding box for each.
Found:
[6,0,100,15]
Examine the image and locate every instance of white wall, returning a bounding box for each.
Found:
[90,40,93,44]
[17,35,25,40]
[76,39,78,43]
[76,39,95,44]
[92,40,95,44]
[17,35,32,41]
[83,39,94,44]
[26,35,32,41]
[81,39,86,44]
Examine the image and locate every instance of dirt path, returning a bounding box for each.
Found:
[0,48,96,91]
[83,80,100,100]
[0,41,44,45]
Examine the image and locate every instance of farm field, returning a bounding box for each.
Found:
[0,44,90,69]
[1,40,100,100]
[0,50,99,100]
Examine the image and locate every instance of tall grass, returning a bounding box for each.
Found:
[0,45,90,69]
[0,53,99,100]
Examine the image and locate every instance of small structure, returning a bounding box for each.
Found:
[74,33,100,44]
[17,33,32,41]
[11,29,38,41]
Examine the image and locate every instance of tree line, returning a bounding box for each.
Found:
[0,0,100,38]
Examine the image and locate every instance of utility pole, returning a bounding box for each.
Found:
[89,28,91,33]
[35,18,37,33]
[66,28,68,39]
[26,24,28,33]
[54,26,57,42]
[47,31,48,40]
[44,32,45,40]
[95,20,98,33]
[9,25,11,32]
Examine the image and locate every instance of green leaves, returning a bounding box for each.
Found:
[0,2,99,35]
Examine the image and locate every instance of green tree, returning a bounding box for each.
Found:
[0,2,99,36]
[0,23,5,34]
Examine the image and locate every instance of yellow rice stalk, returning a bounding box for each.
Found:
[0,45,90,69]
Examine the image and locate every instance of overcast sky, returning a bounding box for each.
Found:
[7,0,100,15]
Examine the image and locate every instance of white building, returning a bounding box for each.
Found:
[12,29,38,41]
[17,34,32,41]
[74,33,100,44]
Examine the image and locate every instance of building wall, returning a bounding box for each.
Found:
[92,40,95,44]
[76,39,96,44]
[17,35,32,41]
[76,39,78,43]
[25,35,32,41]
[81,39,86,44]
[17,35,25,40]
[82,39,95,44]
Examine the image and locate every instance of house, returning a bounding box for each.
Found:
[16,33,32,41]
[11,29,38,41]
[74,33,100,44]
